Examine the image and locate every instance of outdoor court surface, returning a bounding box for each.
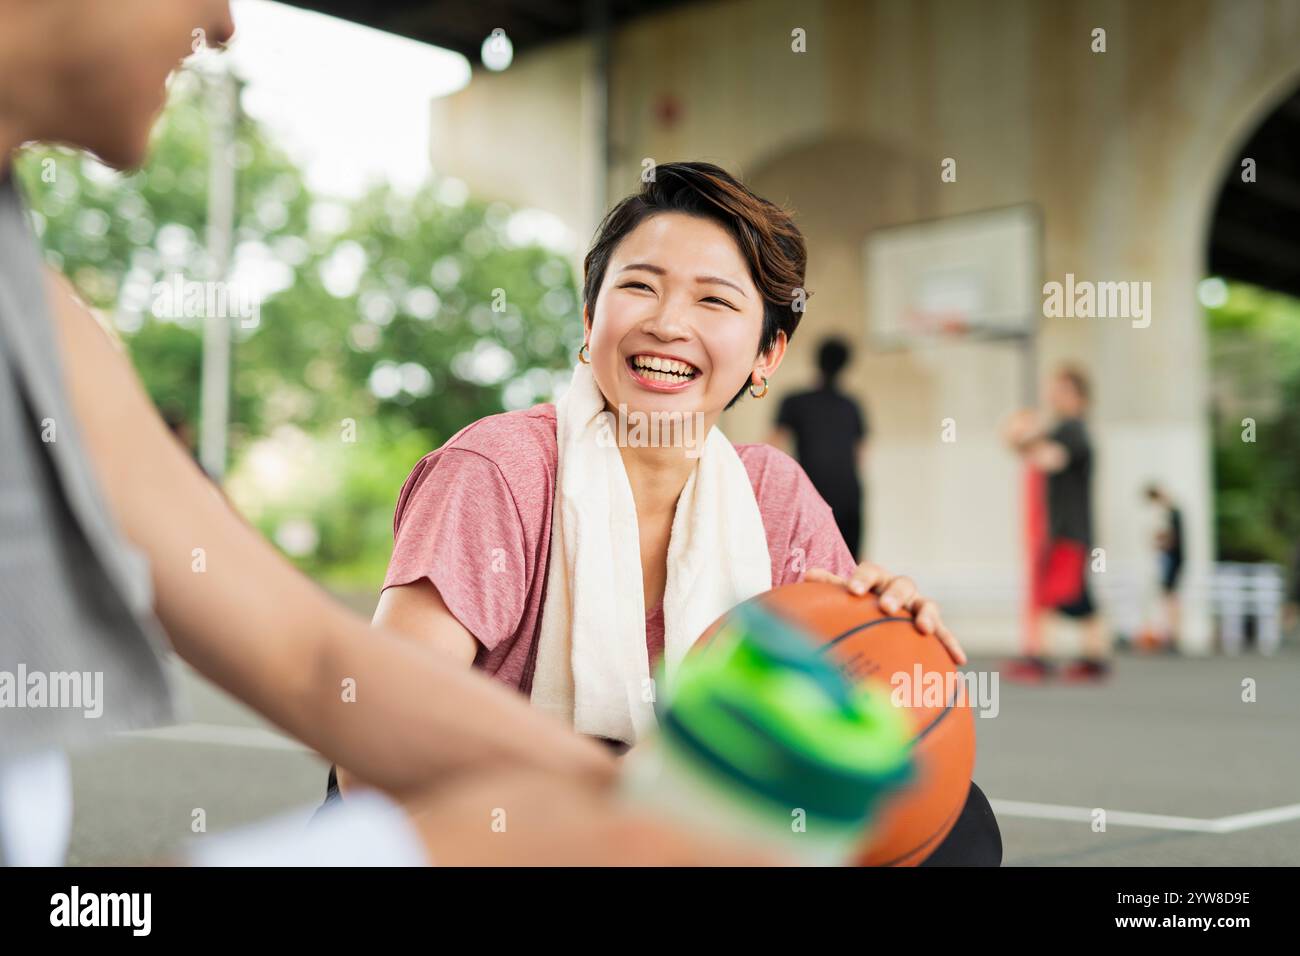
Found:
[65,645,1300,866]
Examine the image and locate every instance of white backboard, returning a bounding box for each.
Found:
[864,205,1041,345]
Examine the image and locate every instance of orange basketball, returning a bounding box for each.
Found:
[696,580,975,866]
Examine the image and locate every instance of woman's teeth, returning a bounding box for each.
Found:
[630,356,698,382]
[641,369,691,382]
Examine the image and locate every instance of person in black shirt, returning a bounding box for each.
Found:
[769,337,868,560]
[1004,365,1110,681]
[1144,483,1183,647]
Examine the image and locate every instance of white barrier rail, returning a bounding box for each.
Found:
[906,560,1288,656]
[1209,561,1285,656]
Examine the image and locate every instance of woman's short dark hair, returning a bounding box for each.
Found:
[582,161,808,410]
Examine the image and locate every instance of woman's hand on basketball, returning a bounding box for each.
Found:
[805,563,967,666]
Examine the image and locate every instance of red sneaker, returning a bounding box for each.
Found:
[1004,657,1055,684]
[1060,658,1112,683]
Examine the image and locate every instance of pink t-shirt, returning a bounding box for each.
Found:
[381,403,858,694]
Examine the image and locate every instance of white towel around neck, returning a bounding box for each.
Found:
[529,361,773,745]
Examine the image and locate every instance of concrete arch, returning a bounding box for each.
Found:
[1079,10,1300,654]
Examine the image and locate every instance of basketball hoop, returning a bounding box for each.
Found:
[938,316,970,337]
[901,308,971,339]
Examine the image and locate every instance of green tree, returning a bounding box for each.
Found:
[1206,280,1300,564]
[15,66,580,589]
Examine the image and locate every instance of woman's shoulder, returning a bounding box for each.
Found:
[733,440,836,518]
[732,440,811,490]
[411,405,557,515]
[392,405,558,536]
[733,440,853,579]
[439,403,558,470]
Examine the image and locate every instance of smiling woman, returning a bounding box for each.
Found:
[343,159,962,710]
[582,162,808,412]
[331,162,993,864]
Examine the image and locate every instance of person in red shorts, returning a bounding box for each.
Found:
[1004,365,1111,682]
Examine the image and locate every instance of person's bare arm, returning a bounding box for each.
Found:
[336,580,478,794]
[44,269,612,795]
[1002,409,1069,472]
[370,580,479,666]
[1019,439,1068,472]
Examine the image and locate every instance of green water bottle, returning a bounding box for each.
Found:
[619,600,914,865]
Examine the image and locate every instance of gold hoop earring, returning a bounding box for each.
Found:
[749,375,768,399]
[577,343,590,365]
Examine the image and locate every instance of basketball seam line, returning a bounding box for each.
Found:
[876,788,971,867]
[816,615,963,742]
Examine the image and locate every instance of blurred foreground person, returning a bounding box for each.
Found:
[0,0,765,867]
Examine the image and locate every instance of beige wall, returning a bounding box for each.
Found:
[428,0,1300,653]
[428,37,604,240]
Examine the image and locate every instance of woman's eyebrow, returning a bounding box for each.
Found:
[619,262,667,276]
[695,275,748,298]
[618,263,748,298]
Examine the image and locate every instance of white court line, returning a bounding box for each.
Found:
[1212,804,1300,833]
[990,798,1300,834]
[117,722,313,753]
[110,730,1300,835]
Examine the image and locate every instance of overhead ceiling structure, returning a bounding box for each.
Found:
[282,0,697,61]
[1208,86,1300,299]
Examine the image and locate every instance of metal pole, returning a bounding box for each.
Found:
[587,0,611,226]
[199,66,237,481]
[1024,208,1044,408]
[1019,210,1045,656]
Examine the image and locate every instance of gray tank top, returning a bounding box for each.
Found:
[0,173,175,758]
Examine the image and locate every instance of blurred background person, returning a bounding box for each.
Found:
[1142,482,1184,650]
[768,336,868,561]
[1004,364,1110,682]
